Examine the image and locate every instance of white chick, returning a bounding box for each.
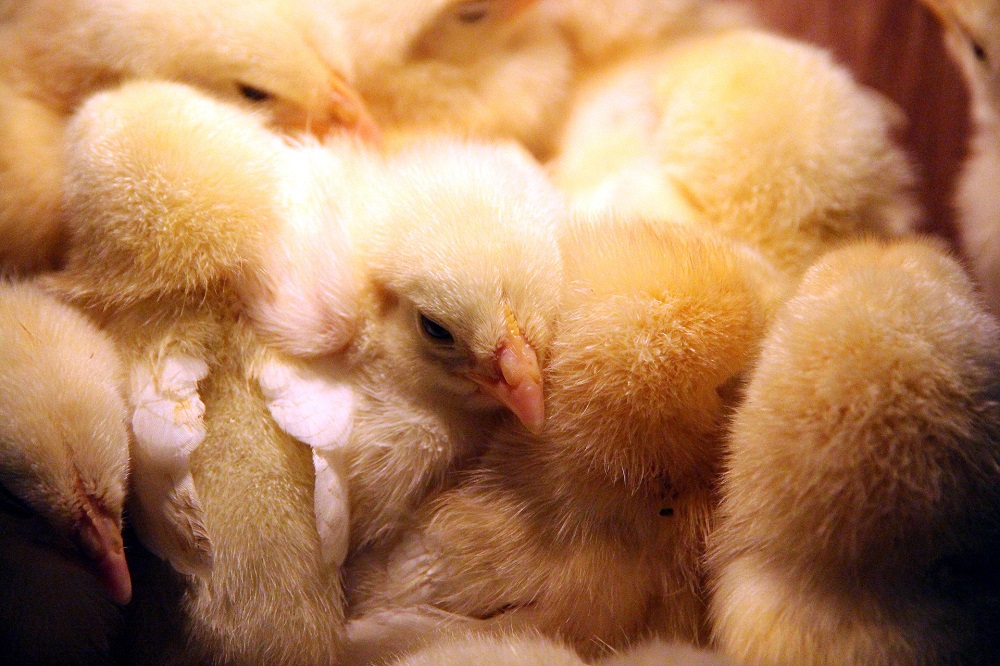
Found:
[345,214,789,661]
[709,237,1000,665]
[0,0,378,275]
[330,0,573,157]
[546,12,918,276]
[49,80,349,664]
[0,280,131,665]
[920,0,1000,315]
[250,135,568,554]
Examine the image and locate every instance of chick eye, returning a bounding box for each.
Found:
[972,40,988,63]
[419,313,455,344]
[238,84,272,102]
[455,0,490,23]
[0,483,34,518]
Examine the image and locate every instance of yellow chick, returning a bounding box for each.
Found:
[346,214,788,661]
[0,0,378,275]
[709,237,1000,665]
[920,0,1000,315]
[0,280,131,665]
[388,632,735,666]
[248,135,568,554]
[331,0,573,157]
[47,80,353,665]
[547,13,919,276]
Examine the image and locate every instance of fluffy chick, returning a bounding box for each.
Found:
[331,0,573,157]
[0,0,378,275]
[249,135,568,554]
[709,237,1000,665]
[547,18,918,276]
[0,280,131,665]
[347,215,788,661]
[920,0,1000,315]
[48,80,348,665]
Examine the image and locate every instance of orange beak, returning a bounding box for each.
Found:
[471,306,545,433]
[312,74,383,146]
[76,499,132,605]
[498,0,541,21]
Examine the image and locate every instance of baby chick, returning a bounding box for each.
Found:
[920,0,1000,315]
[49,80,348,665]
[0,280,131,665]
[331,0,573,157]
[709,237,1000,665]
[346,214,788,660]
[249,135,568,554]
[547,13,918,276]
[0,0,378,275]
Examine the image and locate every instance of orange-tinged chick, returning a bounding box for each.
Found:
[0,280,131,664]
[709,237,1000,665]
[346,214,788,661]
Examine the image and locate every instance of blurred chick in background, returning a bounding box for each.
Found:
[329,0,573,157]
[346,214,788,661]
[544,0,919,276]
[0,281,131,666]
[920,0,1000,315]
[710,237,1000,665]
[0,0,378,275]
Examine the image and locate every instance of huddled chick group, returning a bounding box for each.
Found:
[1,1,999,665]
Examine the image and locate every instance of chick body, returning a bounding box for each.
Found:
[0,281,131,665]
[709,237,1000,665]
[49,80,348,664]
[347,216,787,660]
[548,12,918,276]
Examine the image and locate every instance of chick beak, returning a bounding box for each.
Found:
[471,309,545,433]
[313,75,383,146]
[920,0,952,24]
[76,499,132,605]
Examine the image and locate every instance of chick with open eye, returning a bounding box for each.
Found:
[330,0,572,157]
[342,214,788,663]
[0,280,131,666]
[920,0,1000,315]
[0,0,379,275]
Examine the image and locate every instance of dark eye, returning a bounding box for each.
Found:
[972,40,988,63]
[0,483,34,518]
[419,313,454,344]
[238,84,272,102]
[455,0,490,23]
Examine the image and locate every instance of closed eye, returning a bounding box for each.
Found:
[238,83,272,102]
[455,0,490,23]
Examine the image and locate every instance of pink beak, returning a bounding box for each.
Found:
[471,309,545,433]
[498,0,541,21]
[76,500,132,605]
[313,75,383,146]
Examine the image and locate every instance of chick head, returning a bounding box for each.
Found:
[358,139,566,432]
[0,283,131,604]
[922,0,1000,111]
[335,0,572,156]
[544,215,786,488]
[96,0,380,141]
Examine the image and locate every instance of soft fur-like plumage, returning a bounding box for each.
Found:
[250,136,568,553]
[547,11,918,276]
[920,0,1000,315]
[331,0,573,157]
[48,80,348,665]
[346,215,788,661]
[0,280,131,665]
[0,0,377,275]
[709,237,1000,665]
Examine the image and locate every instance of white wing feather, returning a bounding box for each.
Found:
[257,353,355,568]
[129,353,214,577]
